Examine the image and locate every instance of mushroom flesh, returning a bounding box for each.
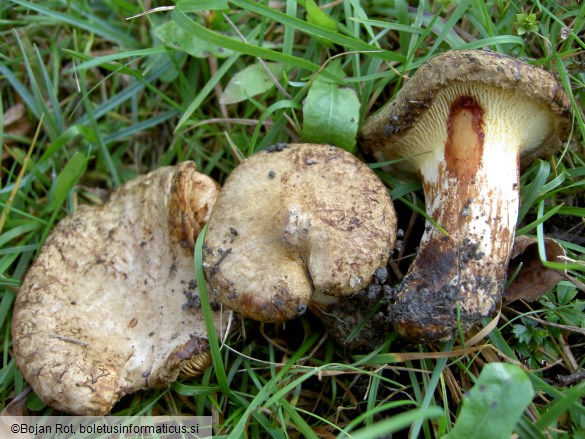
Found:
[203,143,397,322]
[12,162,228,415]
[359,50,572,341]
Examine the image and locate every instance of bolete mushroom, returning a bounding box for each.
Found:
[203,143,396,322]
[359,49,572,341]
[12,162,228,415]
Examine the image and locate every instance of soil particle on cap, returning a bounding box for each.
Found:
[265,143,289,153]
[182,280,201,311]
[208,247,232,277]
[384,124,401,136]
[374,266,388,284]
[367,284,383,300]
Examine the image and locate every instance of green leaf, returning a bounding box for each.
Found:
[302,63,360,153]
[512,324,532,345]
[305,0,337,32]
[26,391,47,411]
[557,281,578,306]
[445,363,535,439]
[220,62,282,105]
[154,21,232,58]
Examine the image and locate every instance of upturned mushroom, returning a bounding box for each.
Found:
[203,143,396,322]
[12,162,228,415]
[359,49,572,341]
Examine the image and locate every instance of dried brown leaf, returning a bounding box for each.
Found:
[504,235,566,303]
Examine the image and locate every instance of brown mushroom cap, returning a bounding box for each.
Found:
[359,49,572,341]
[12,162,228,415]
[203,143,396,323]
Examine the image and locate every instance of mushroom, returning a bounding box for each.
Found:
[12,162,228,415]
[359,49,572,341]
[203,143,396,322]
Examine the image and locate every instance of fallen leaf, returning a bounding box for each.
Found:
[504,235,567,303]
[153,21,232,59]
[220,62,282,105]
[3,103,26,125]
[3,103,32,145]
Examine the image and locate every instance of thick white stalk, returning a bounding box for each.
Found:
[390,93,522,341]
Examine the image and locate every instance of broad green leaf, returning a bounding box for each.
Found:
[306,0,337,31]
[220,62,282,105]
[154,21,232,58]
[445,363,535,439]
[302,64,360,153]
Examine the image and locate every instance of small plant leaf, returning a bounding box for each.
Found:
[154,21,232,58]
[444,363,535,439]
[26,391,47,412]
[512,324,532,345]
[305,0,337,31]
[302,63,360,153]
[220,62,282,105]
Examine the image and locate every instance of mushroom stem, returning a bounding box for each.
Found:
[359,49,572,343]
[391,93,521,340]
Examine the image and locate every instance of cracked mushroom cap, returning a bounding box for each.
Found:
[203,143,396,323]
[12,162,228,415]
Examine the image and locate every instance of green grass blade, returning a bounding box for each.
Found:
[64,47,167,73]
[227,333,320,438]
[175,52,240,130]
[173,2,320,72]
[533,382,585,431]
[348,407,444,439]
[229,0,404,62]
[9,0,138,48]
[193,224,230,396]
[519,161,551,223]
[515,203,564,236]
[410,339,455,438]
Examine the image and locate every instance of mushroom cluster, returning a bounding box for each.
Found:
[359,49,571,341]
[12,49,572,416]
[12,163,228,415]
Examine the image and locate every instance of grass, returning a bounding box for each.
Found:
[1,0,584,437]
